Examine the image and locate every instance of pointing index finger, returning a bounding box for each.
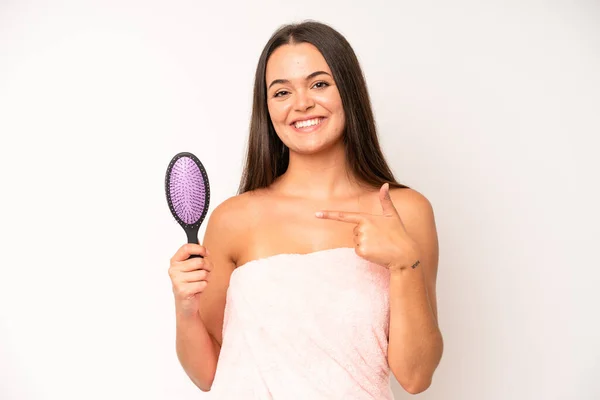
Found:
[315,210,365,223]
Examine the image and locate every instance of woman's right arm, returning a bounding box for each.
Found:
[169,201,239,391]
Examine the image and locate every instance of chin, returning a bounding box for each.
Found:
[292,138,344,155]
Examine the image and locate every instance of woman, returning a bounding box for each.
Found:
[168,21,443,398]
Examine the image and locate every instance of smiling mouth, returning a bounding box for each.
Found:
[292,117,324,129]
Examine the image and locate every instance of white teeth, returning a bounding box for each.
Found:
[294,118,322,129]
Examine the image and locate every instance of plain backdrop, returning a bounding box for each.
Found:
[1,0,599,399]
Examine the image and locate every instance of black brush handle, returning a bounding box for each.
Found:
[185,226,203,259]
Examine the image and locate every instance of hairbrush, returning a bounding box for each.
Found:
[165,152,210,258]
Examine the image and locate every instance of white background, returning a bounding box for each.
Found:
[1,0,599,399]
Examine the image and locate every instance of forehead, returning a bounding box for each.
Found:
[265,43,331,82]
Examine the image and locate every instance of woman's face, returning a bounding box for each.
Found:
[265,43,345,154]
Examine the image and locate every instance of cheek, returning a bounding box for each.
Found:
[333,99,345,128]
[333,96,345,116]
[267,102,290,125]
[324,98,345,127]
[317,93,344,117]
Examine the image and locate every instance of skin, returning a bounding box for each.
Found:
[169,42,442,393]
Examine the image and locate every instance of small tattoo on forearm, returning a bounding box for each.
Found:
[411,260,420,269]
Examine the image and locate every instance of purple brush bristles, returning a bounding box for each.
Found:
[168,157,207,225]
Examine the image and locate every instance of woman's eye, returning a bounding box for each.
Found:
[274,91,289,98]
[313,81,329,89]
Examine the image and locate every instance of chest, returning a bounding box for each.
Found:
[238,195,375,265]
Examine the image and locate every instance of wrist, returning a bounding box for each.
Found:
[175,305,200,320]
[389,259,426,287]
[388,253,421,275]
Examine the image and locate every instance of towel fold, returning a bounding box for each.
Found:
[208,247,394,399]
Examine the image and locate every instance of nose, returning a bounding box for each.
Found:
[293,89,315,112]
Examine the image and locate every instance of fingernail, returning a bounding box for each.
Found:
[315,211,323,218]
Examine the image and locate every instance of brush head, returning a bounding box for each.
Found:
[165,152,210,230]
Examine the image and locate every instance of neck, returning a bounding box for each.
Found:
[271,141,363,199]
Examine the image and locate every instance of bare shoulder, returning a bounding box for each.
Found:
[387,187,438,263]
[388,187,435,224]
[208,192,249,226]
[202,189,267,261]
[207,190,264,227]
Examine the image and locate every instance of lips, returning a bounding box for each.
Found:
[290,116,327,133]
[290,116,325,125]
[292,117,323,129]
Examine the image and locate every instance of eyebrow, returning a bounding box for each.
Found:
[267,70,332,90]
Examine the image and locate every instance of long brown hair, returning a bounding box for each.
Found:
[238,21,409,194]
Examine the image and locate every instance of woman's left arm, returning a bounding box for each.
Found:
[316,184,443,393]
[386,188,443,394]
